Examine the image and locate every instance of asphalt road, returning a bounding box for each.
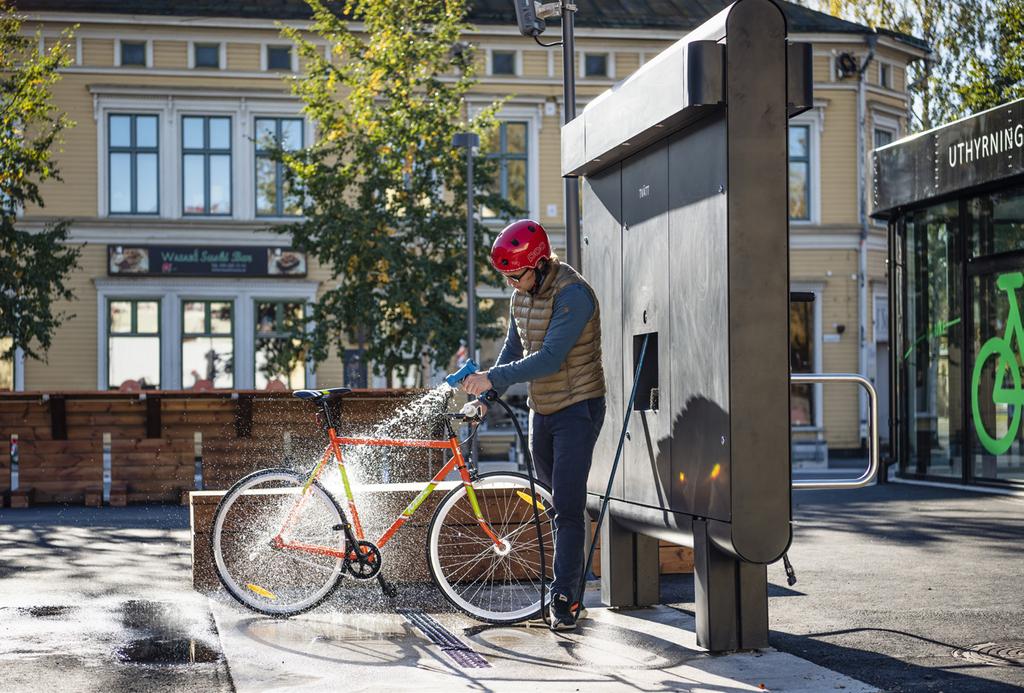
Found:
[661,482,1024,692]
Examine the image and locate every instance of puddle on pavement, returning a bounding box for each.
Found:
[115,638,222,665]
[116,599,225,667]
[20,605,75,619]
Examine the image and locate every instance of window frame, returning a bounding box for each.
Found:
[181,299,236,390]
[189,41,225,70]
[263,44,296,72]
[116,39,151,68]
[106,298,162,390]
[107,113,161,216]
[482,119,530,220]
[181,115,233,217]
[787,109,821,225]
[488,49,520,76]
[253,299,308,390]
[790,283,824,429]
[581,51,612,78]
[254,116,305,218]
[0,338,22,393]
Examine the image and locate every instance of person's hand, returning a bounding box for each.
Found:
[462,372,493,396]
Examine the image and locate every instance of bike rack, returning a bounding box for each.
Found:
[789,373,880,490]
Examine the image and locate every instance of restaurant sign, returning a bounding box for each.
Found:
[873,98,1024,216]
[108,245,307,277]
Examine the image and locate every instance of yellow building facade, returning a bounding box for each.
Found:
[7,2,926,454]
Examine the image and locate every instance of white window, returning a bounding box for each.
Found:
[94,90,309,219]
[190,42,225,70]
[481,120,529,219]
[787,110,821,224]
[583,52,610,78]
[489,49,518,76]
[182,115,232,215]
[255,117,305,217]
[264,45,295,72]
[790,284,823,428]
[96,279,318,390]
[116,39,151,68]
[108,113,160,215]
[879,62,892,90]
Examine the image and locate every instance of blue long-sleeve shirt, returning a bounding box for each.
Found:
[488,283,595,393]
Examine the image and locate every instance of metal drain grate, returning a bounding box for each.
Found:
[398,609,490,669]
[952,641,1024,667]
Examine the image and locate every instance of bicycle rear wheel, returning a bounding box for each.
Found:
[211,467,346,616]
[427,472,554,624]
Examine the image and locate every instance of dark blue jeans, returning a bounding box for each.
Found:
[529,396,606,602]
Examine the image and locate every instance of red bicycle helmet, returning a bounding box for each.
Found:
[490,219,551,273]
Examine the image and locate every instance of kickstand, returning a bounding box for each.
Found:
[782,552,797,586]
[377,574,398,599]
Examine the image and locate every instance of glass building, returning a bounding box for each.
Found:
[874,98,1024,488]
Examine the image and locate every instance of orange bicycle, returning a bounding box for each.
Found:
[211,387,553,624]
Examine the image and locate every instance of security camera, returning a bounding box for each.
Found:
[512,0,546,37]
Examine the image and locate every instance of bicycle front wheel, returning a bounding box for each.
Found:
[212,467,346,616]
[971,338,1024,455]
[427,472,554,624]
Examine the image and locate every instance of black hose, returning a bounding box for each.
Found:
[574,332,650,619]
[480,390,550,626]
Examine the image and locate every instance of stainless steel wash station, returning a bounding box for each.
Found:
[562,0,879,652]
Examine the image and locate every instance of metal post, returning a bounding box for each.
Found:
[466,143,477,365]
[561,2,580,269]
[453,131,481,464]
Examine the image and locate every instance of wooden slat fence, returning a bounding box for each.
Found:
[1,390,444,504]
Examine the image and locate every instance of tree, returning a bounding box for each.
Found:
[958,0,1024,114]
[0,2,79,362]
[269,0,518,385]
[804,0,991,130]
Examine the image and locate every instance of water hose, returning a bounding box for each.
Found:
[573,332,650,619]
[479,389,550,626]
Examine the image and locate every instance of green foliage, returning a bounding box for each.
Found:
[0,2,80,361]
[958,0,1024,114]
[805,0,993,130]
[268,0,519,383]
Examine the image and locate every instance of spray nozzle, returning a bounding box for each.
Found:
[445,359,479,388]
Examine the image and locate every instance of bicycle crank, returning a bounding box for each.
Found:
[344,540,383,580]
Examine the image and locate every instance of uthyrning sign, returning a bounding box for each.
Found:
[873,97,1024,217]
[946,123,1024,169]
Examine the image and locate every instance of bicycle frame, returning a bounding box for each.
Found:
[272,424,503,561]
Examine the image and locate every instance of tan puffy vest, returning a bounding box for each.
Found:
[511,261,606,415]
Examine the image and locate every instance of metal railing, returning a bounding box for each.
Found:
[790,373,879,490]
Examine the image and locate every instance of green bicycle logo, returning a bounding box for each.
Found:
[971,271,1024,454]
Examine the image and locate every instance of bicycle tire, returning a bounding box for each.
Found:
[971,338,1024,455]
[211,467,346,617]
[427,472,554,625]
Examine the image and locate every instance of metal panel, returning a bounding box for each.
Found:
[583,165,624,501]
[786,41,813,117]
[621,141,672,510]
[724,0,791,564]
[667,115,731,522]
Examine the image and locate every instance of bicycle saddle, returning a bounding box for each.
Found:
[292,387,352,401]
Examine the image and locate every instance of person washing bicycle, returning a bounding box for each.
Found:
[461,218,606,631]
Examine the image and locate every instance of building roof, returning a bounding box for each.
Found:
[13,0,929,51]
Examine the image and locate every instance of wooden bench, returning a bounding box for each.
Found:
[84,484,128,507]
[8,487,36,508]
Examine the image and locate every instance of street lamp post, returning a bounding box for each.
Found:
[511,0,580,269]
[452,132,481,465]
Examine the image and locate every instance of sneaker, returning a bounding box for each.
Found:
[572,602,588,620]
[548,592,576,631]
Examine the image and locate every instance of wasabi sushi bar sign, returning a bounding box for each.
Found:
[108,245,307,277]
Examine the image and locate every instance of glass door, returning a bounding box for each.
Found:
[966,187,1024,485]
[902,201,964,479]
